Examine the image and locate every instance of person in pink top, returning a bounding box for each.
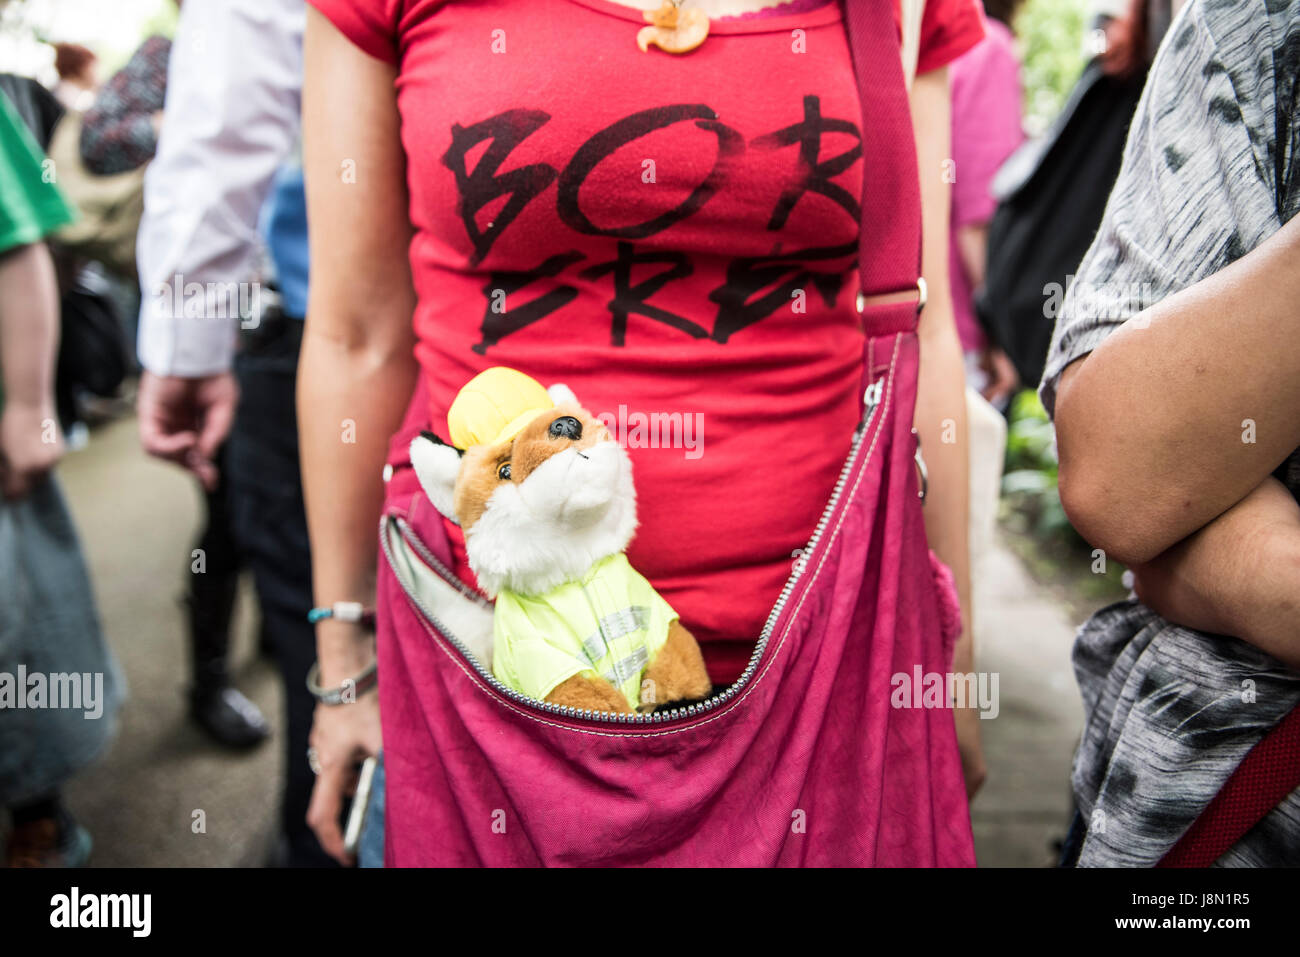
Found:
[299,0,987,864]
[949,0,1025,404]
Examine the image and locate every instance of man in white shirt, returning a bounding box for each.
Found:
[135,0,334,867]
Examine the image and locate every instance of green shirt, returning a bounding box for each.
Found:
[492,552,677,710]
[0,92,77,255]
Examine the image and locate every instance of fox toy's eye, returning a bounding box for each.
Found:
[549,416,582,440]
[498,463,512,481]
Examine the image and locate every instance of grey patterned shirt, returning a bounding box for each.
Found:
[1040,0,1300,866]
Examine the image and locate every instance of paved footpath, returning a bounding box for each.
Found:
[46,415,1085,866]
[968,545,1086,866]
[57,416,281,867]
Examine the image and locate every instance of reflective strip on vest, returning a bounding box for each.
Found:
[491,553,677,709]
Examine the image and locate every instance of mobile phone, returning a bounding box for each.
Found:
[344,755,378,860]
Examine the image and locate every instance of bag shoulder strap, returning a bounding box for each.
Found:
[843,0,926,333]
[1158,704,1300,867]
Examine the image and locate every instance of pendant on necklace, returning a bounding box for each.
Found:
[637,0,710,54]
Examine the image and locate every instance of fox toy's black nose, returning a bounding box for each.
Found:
[549,416,582,440]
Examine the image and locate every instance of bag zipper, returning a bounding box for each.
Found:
[381,376,886,727]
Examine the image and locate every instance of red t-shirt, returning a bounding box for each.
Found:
[309,0,983,684]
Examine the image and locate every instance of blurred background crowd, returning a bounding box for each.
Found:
[0,0,1175,866]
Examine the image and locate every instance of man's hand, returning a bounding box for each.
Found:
[137,370,238,491]
[0,401,65,500]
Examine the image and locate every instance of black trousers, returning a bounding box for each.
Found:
[187,445,241,686]
[227,316,335,868]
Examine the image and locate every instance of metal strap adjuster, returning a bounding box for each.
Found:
[855,277,927,315]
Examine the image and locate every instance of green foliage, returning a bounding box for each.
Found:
[139,0,178,42]
[1014,0,1094,134]
[1001,389,1076,541]
[1000,392,1128,601]
[1004,389,1056,472]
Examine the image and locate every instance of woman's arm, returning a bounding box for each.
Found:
[1055,214,1300,566]
[911,68,982,797]
[300,6,419,862]
[955,224,987,291]
[1129,475,1300,668]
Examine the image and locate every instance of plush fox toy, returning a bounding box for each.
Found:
[409,367,711,714]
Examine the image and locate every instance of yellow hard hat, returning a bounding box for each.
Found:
[447,367,554,450]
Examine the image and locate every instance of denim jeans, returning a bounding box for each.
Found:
[0,476,124,805]
[358,752,385,868]
[1059,810,1085,867]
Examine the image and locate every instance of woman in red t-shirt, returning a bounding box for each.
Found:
[299,0,985,863]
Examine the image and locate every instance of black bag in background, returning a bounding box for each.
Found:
[56,264,130,430]
[0,73,63,151]
[975,60,1147,390]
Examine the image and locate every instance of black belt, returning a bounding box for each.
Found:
[238,287,302,350]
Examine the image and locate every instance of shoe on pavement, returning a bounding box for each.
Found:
[190,684,270,749]
[4,814,92,868]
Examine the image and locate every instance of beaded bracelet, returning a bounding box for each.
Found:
[307,601,376,629]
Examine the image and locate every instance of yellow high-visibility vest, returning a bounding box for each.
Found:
[492,553,677,709]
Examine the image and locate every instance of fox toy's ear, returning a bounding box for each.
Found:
[547,383,578,406]
[410,431,463,524]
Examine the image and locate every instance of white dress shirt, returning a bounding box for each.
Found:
[136,0,304,377]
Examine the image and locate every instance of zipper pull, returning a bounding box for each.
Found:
[912,427,928,504]
[862,378,884,426]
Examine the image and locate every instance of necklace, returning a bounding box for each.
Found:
[637,1,710,54]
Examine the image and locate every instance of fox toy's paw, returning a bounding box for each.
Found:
[545,673,633,714]
[639,620,712,710]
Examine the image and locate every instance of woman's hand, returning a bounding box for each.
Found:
[954,705,988,799]
[1130,476,1300,669]
[0,401,64,500]
[306,692,382,865]
[306,620,383,865]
